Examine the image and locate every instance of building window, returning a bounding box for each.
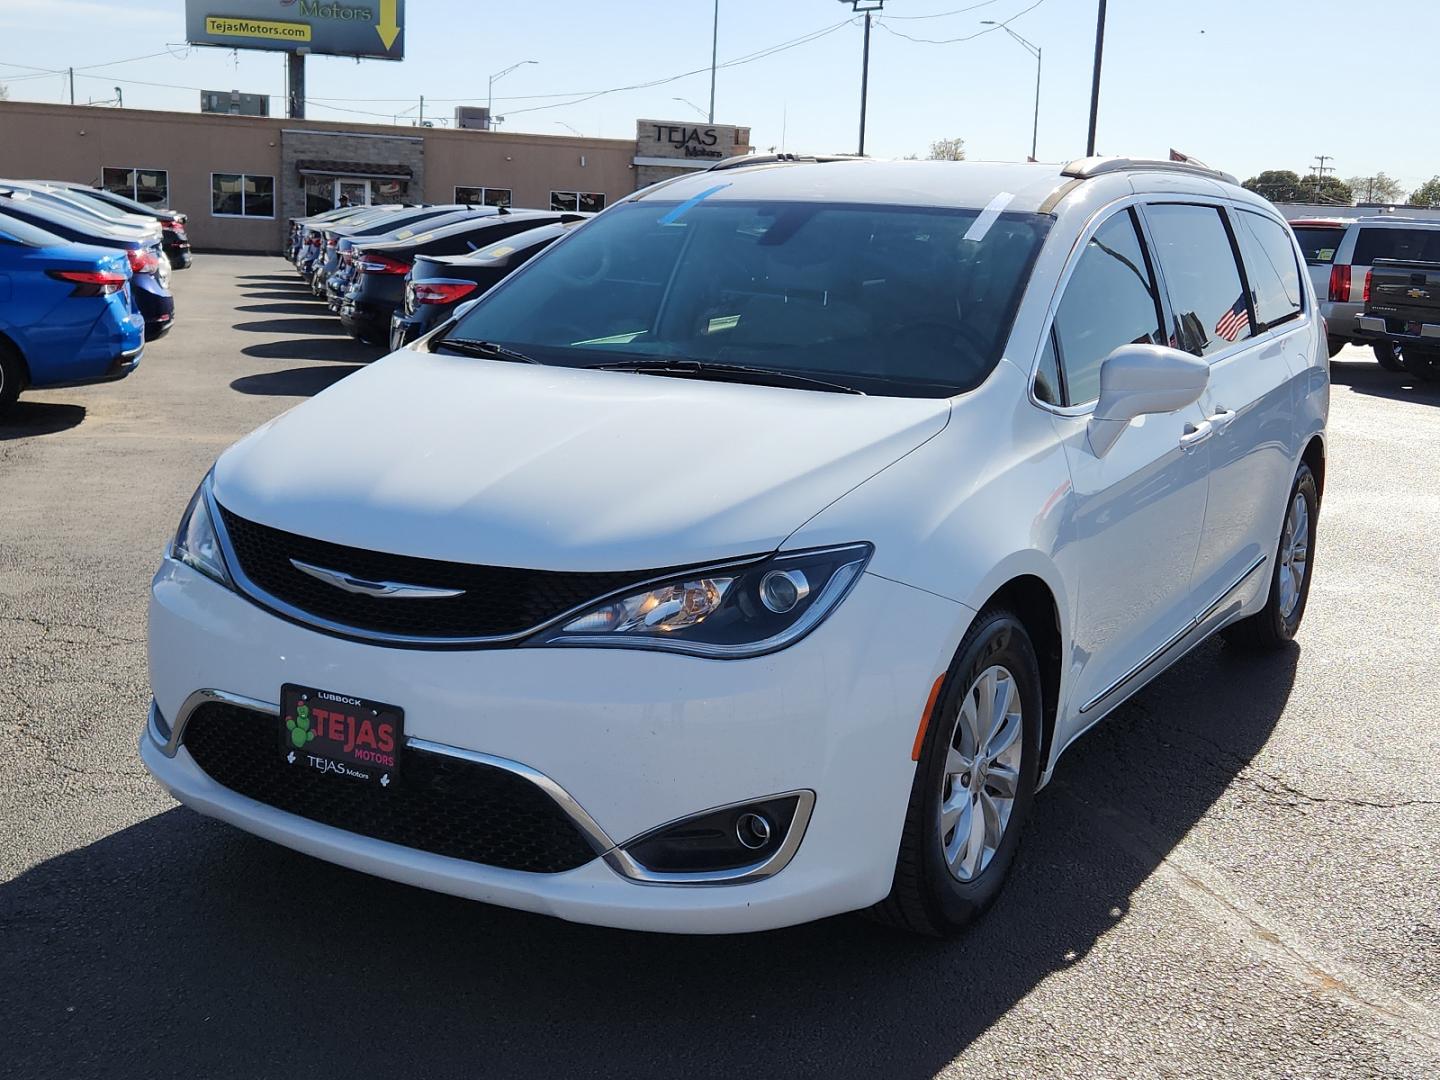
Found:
[456,186,512,208]
[102,167,169,206]
[551,191,606,213]
[212,173,275,218]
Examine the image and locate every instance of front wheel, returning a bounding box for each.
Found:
[1223,463,1318,651]
[0,341,25,417]
[869,608,1043,936]
[1373,341,1404,372]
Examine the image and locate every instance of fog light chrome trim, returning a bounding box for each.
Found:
[605,790,816,887]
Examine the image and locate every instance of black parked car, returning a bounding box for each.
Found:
[296,205,410,279]
[388,220,584,349]
[0,188,175,339]
[323,207,507,313]
[306,205,466,290]
[340,212,580,344]
[43,181,194,269]
[288,205,370,263]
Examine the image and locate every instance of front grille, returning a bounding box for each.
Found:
[217,503,679,642]
[183,702,598,874]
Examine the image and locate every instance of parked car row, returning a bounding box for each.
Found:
[285,201,588,349]
[0,178,189,417]
[1292,214,1440,380]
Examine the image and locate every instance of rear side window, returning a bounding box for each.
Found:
[1351,227,1440,265]
[1051,208,1165,405]
[1145,203,1252,356]
[1235,211,1304,329]
[1290,226,1344,265]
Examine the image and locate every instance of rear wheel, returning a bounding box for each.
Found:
[0,341,26,417]
[1223,463,1318,651]
[1400,347,1440,381]
[1373,342,1404,372]
[869,608,1042,936]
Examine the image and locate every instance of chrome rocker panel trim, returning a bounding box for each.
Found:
[148,690,811,887]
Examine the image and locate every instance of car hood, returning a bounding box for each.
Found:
[214,351,951,571]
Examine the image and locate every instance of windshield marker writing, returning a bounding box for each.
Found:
[658,183,732,226]
[962,192,1016,244]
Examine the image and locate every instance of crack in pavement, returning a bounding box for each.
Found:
[1055,780,1440,1054]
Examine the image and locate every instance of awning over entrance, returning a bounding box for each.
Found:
[295,159,413,180]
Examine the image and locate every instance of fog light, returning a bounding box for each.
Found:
[735,812,772,850]
[759,569,810,614]
[622,795,804,874]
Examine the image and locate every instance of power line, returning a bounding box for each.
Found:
[885,1,1006,19]
[877,0,1046,44]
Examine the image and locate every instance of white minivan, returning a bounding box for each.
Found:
[142,156,1328,935]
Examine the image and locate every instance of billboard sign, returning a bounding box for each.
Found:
[185,0,405,61]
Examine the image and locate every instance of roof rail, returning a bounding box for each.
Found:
[706,152,867,173]
[1061,156,1238,186]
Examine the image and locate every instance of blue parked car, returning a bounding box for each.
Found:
[0,212,144,417]
[0,187,175,340]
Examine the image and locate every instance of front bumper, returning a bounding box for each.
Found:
[143,557,968,933]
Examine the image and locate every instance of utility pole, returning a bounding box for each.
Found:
[418,94,424,126]
[708,0,718,124]
[1086,0,1107,156]
[1310,154,1334,200]
[836,1,884,157]
[68,67,74,105]
[285,52,305,119]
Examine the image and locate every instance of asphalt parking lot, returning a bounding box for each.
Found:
[2,255,1438,1079]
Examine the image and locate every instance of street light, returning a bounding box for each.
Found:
[835,0,885,157]
[672,96,708,120]
[981,20,1041,161]
[487,59,538,130]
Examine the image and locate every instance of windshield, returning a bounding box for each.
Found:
[445,198,1051,397]
[1290,225,1344,265]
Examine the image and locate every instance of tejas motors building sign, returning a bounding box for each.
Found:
[636,120,750,164]
[185,0,405,60]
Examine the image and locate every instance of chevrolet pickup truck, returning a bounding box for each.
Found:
[1359,258,1440,380]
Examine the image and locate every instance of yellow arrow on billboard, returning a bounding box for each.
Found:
[375,0,400,50]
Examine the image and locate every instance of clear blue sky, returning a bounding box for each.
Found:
[2,0,1436,193]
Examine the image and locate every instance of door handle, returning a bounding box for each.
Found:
[1206,407,1237,433]
[1179,420,1213,450]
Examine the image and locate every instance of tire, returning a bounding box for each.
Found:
[1373,341,1404,372]
[1400,347,1440,381]
[1326,337,1346,359]
[0,340,26,418]
[869,608,1043,936]
[1223,463,1318,651]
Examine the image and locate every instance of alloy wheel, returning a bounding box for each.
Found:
[1278,490,1310,619]
[939,665,1024,882]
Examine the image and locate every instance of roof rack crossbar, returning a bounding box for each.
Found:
[706,152,867,172]
[1061,156,1238,186]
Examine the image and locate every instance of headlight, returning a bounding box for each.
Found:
[535,543,872,658]
[171,474,233,588]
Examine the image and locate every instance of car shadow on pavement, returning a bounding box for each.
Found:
[233,317,350,337]
[0,401,86,440]
[235,302,331,316]
[1330,359,1440,405]
[0,637,1298,1079]
[240,337,381,363]
[230,365,365,397]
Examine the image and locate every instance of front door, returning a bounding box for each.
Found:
[1043,207,1211,726]
[338,180,370,208]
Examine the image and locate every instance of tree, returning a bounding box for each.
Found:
[927,137,966,161]
[1408,177,1440,208]
[1310,175,1354,205]
[1242,170,1306,202]
[1346,172,1405,204]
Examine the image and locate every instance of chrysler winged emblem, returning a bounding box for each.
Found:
[289,559,465,600]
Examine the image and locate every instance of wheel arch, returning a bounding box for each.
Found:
[1301,432,1325,498]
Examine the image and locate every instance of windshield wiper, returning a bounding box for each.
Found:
[434,338,539,364]
[585,359,865,395]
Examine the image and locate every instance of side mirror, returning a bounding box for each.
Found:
[1087,343,1209,457]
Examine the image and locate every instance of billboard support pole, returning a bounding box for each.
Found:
[286,52,305,120]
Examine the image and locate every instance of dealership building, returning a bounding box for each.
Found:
[0,100,751,252]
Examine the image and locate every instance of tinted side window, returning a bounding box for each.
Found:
[1290,226,1344,265]
[1351,227,1440,265]
[1034,328,1063,405]
[1235,211,1304,329]
[1052,209,1165,405]
[1145,204,1251,356]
